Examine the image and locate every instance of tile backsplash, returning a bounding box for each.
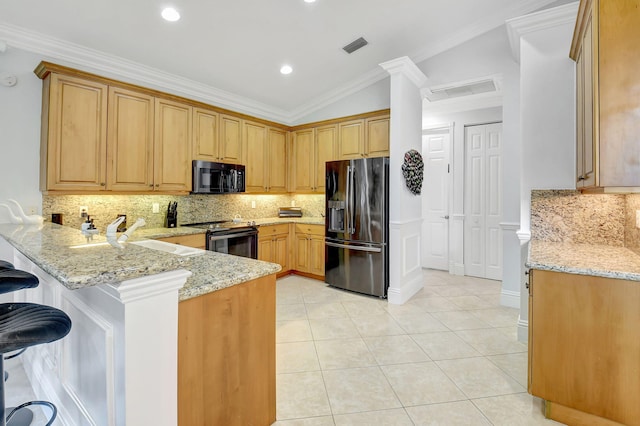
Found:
[531,190,640,253]
[43,193,325,232]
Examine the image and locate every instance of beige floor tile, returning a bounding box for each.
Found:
[431,285,472,297]
[306,302,348,319]
[363,335,430,365]
[488,352,528,387]
[302,287,341,304]
[276,371,332,420]
[381,362,466,406]
[277,290,305,305]
[341,300,388,317]
[468,307,520,328]
[315,338,377,370]
[277,320,313,343]
[436,357,525,399]
[410,287,443,298]
[384,302,427,317]
[405,400,492,425]
[334,408,414,425]
[447,295,495,310]
[277,341,320,373]
[495,325,520,341]
[309,318,360,340]
[408,296,459,313]
[322,367,402,415]
[273,416,336,426]
[472,393,565,425]
[411,331,481,360]
[277,303,308,321]
[391,313,448,334]
[455,328,527,355]
[350,314,406,337]
[431,310,492,331]
[4,360,47,424]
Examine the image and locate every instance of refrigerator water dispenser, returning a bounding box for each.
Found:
[327,200,345,232]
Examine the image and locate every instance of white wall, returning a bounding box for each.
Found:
[0,48,44,222]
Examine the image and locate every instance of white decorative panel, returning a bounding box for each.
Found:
[402,233,421,276]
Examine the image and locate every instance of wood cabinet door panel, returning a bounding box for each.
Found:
[193,108,218,161]
[107,87,154,191]
[244,121,267,192]
[338,120,364,159]
[219,114,243,164]
[274,234,289,272]
[366,117,390,157]
[309,235,325,276]
[268,128,288,193]
[316,125,336,193]
[295,234,310,272]
[154,98,192,191]
[292,129,315,192]
[258,237,274,262]
[46,74,108,190]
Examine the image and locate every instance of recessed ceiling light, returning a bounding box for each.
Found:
[161,7,180,22]
[304,0,316,3]
[280,65,293,75]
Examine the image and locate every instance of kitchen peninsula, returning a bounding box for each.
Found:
[0,222,281,426]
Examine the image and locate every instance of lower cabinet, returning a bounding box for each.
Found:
[528,269,640,426]
[178,275,276,426]
[294,224,325,277]
[258,224,290,276]
[156,233,206,249]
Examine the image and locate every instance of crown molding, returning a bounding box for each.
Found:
[506,2,579,63]
[422,90,503,117]
[379,56,428,88]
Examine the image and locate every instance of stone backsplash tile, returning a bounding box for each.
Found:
[530,190,625,246]
[43,193,325,232]
[624,194,640,253]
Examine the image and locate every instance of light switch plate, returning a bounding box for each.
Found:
[251,201,256,209]
[636,210,640,228]
[152,203,160,213]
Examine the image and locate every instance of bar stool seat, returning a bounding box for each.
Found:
[0,303,72,426]
[0,271,38,295]
[0,262,13,271]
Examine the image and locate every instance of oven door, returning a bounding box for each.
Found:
[207,229,258,259]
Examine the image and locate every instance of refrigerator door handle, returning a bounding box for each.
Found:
[350,166,356,234]
[345,165,351,235]
[326,241,382,253]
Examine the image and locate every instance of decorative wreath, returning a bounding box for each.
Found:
[401,149,424,195]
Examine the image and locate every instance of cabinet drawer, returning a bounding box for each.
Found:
[259,224,289,236]
[294,224,324,236]
[157,233,206,249]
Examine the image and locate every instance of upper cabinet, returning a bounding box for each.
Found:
[153,98,192,192]
[41,74,109,192]
[571,0,640,190]
[218,114,243,164]
[338,115,390,160]
[291,125,337,193]
[244,121,288,193]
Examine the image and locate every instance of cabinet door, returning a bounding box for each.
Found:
[267,128,288,193]
[274,233,290,272]
[44,74,108,191]
[107,87,154,191]
[366,117,390,158]
[315,125,336,193]
[258,237,274,263]
[154,98,192,192]
[219,114,243,164]
[582,16,595,188]
[193,107,219,161]
[244,121,267,192]
[338,119,364,159]
[576,48,585,188]
[292,129,315,192]
[294,233,310,272]
[309,235,325,277]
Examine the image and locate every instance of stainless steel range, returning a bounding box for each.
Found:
[186,221,258,259]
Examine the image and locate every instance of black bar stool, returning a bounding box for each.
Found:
[0,262,14,271]
[0,303,72,426]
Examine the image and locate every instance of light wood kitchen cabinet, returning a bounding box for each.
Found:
[244,121,287,193]
[40,73,108,192]
[294,224,325,277]
[258,224,290,276]
[156,233,206,249]
[571,0,640,190]
[107,87,154,191]
[338,116,390,160]
[193,109,244,163]
[178,275,276,426]
[153,98,192,192]
[528,269,640,425]
[291,125,336,193]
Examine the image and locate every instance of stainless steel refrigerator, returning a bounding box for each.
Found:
[325,157,389,298]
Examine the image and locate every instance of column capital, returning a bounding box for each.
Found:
[379,56,427,88]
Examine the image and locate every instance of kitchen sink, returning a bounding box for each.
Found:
[130,239,205,256]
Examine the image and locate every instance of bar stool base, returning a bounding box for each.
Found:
[6,406,33,426]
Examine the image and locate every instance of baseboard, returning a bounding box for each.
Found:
[545,401,625,426]
[451,262,465,276]
[517,315,528,343]
[290,271,324,281]
[500,289,520,308]
[387,274,423,305]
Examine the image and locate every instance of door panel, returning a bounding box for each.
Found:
[325,240,387,297]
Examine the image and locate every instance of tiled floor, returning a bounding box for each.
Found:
[273,270,564,426]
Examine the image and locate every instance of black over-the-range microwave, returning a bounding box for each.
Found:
[192,160,246,194]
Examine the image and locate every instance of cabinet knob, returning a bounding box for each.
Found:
[149,184,154,187]
[100,182,106,186]
[155,184,159,187]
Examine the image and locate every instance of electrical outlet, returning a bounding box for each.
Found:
[79,206,88,218]
[636,210,640,228]
[251,201,256,209]
[152,203,160,213]
[291,200,296,207]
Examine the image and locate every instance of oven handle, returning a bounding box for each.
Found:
[208,231,258,241]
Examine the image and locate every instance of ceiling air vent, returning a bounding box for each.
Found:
[343,37,368,54]
[424,78,498,102]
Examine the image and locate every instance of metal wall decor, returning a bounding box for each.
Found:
[401,149,424,195]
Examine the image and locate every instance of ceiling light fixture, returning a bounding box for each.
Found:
[161,7,180,22]
[280,65,293,75]
[304,0,316,3]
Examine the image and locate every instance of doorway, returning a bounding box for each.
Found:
[421,129,451,271]
[464,122,503,280]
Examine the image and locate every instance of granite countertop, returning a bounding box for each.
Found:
[0,222,281,301]
[527,240,640,281]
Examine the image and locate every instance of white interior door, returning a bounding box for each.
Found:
[464,123,502,280]
[421,131,450,271]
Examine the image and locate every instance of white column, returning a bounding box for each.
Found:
[380,57,428,305]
